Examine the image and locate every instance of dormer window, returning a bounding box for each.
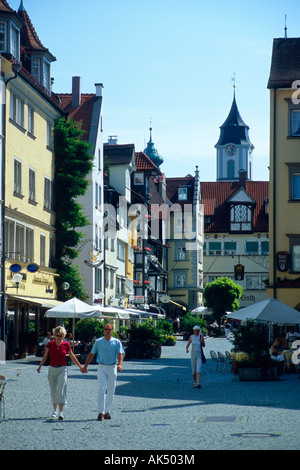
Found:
[230,204,252,231]
[178,187,187,201]
[228,185,255,232]
[0,19,20,59]
[0,22,6,51]
[43,61,50,89]
[32,57,41,82]
[32,57,51,90]
[11,25,20,60]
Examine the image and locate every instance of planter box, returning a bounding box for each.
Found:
[238,367,278,381]
[238,367,262,381]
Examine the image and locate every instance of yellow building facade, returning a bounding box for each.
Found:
[267,37,300,310]
[0,2,64,354]
[3,57,63,353]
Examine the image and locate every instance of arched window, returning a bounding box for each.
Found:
[227,160,234,179]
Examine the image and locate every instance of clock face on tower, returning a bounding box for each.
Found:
[225,145,236,156]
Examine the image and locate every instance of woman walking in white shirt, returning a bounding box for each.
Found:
[186,326,205,388]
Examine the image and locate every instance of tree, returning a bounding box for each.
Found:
[231,321,269,363]
[203,277,243,323]
[53,118,93,300]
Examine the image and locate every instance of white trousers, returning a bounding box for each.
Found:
[48,366,68,404]
[191,352,202,374]
[97,364,117,414]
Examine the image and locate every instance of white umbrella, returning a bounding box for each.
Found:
[45,297,100,318]
[191,306,212,316]
[45,297,101,349]
[94,305,132,320]
[226,297,300,325]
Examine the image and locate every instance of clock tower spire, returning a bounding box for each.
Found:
[215,88,254,181]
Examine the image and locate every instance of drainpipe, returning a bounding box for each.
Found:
[0,62,20,344]
[272,88,277,299]
[0,75,4,344]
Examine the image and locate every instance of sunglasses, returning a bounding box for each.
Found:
[104,328,112,330]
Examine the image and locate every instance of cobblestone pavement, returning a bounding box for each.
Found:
[1,335,300,452]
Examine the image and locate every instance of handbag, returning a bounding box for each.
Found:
[201,344,206,364]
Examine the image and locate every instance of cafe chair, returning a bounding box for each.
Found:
[217,351,228,372]
[225,351,233,370]
[0,375,7,421]
[209,350,220,371]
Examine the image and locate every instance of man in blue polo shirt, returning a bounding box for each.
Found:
[83,323,124,421]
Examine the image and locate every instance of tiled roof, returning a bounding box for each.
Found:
[135,151,161,173]
[201,181,269,232]
[0,0,14,13]
[268,38,300,89]
[18,8,46,52]
[104,143,135,165]
[57,93,95,140]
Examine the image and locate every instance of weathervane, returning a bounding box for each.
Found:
[231,73,236,89]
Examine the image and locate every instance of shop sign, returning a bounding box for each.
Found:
[276,252,289,272]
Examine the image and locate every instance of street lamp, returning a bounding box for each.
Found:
[6,273,23,293]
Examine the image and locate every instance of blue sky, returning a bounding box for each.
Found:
[11,0,300,181]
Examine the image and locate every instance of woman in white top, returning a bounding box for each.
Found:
[186,326,205,388]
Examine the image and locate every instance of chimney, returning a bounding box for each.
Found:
[95,83,104,97]
[72,76,81,108]
[239,169,247,188]
[107,136,118,145]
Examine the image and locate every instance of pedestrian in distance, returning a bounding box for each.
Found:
[223,320,231,340]
[37,326,84,420]
[82,323,124,421]
[186,325,205,388]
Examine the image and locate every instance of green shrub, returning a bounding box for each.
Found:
[180,313,207,334]
[128,320,164,346]
[75,318,119,343]
[156,318,174,335]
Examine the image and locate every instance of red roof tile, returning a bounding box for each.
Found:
[0,0,14,12]
[135,152,161,173]
[18,8,47,52]
[57,93,95,140]
[201,181,269,233]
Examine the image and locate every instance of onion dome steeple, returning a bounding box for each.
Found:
[144,126,164,168]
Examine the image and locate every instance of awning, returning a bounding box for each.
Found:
[8,295,63,308]
[169,300,187,311]
[125,308,164,319]
[94,305,140,320]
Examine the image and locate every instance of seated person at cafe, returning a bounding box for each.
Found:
[270,339,284,362]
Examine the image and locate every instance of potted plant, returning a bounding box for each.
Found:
[163,335,177,346]
[231,321,280,381]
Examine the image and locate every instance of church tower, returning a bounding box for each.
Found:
[215,91,254,181]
